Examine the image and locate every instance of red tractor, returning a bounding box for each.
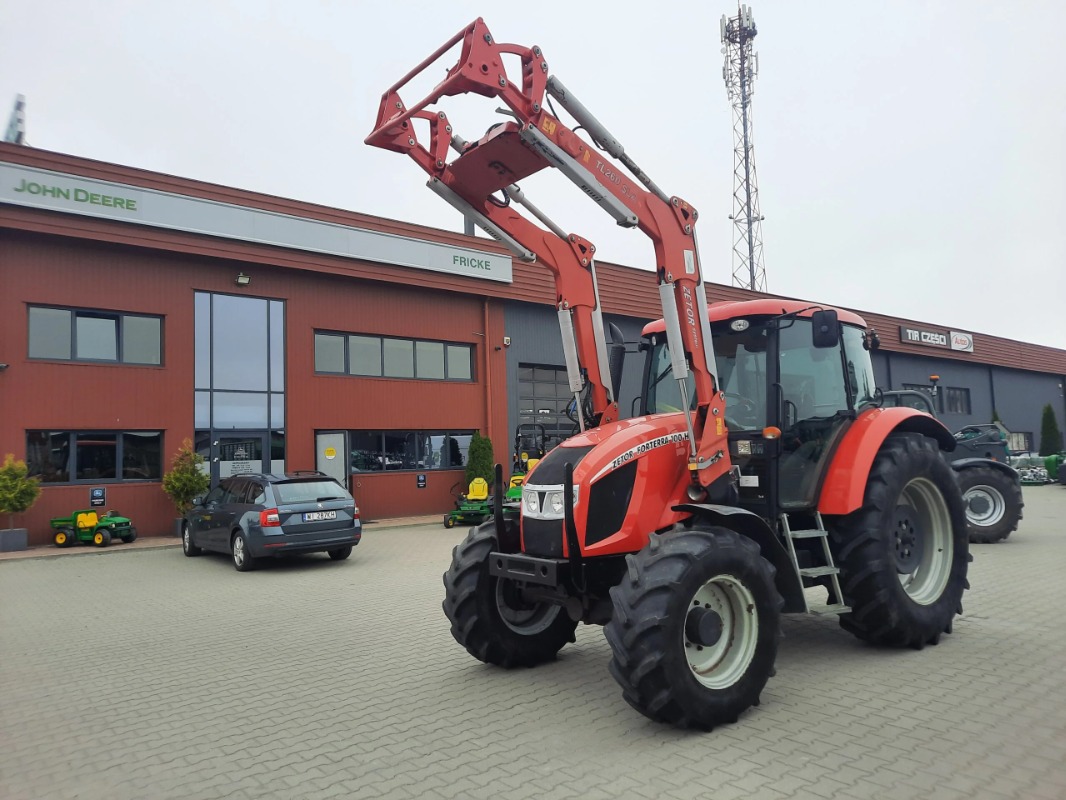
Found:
[367,19,970,730]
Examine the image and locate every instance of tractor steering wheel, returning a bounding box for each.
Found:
[722,392,759,429]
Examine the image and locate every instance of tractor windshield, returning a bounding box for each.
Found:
[645,320,771,432]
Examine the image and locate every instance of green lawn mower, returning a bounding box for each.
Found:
[51,509,137,548]
[443,478,493,528]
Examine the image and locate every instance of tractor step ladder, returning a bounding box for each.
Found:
[780,512,850,616]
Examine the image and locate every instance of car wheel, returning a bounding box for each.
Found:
[182,523,202,557]
[328,546,352,561]
[232,532,257,572]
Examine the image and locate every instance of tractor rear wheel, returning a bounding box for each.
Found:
[442,522,577,668]
[956,466,1023,544]
[830,433,969,648]
[605,526,782,730]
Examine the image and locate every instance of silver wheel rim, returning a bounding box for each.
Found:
[963,485,1006,527]
[494,579,560,635]
[183,527,190,550]
[685,574,758,690]
[898,477,953,604]
[233,536,245,567]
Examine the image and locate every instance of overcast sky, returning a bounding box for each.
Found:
[3,1,1064,349]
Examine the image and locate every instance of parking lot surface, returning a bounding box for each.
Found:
[2,488,1065,800]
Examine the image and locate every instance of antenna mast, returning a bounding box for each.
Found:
[721,5,766,292]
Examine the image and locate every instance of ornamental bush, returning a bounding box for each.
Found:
[465,432,496,487]
[0,454,42,530]
[1039,404,1063,457]
[161,438,211,516]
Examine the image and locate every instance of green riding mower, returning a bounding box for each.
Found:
[51,509,137,548]
[443,478,493,528]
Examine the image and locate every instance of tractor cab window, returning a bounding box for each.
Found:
[711,323,770,432]
[841,325,878,409]
[777,319,853,508]
[644,338,697,415]
[779,319,850,423]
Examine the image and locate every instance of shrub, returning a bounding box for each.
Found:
[465,432,496,487]
[0,454,42,530]
[1039,404,1063,457]
[162,438,211,516]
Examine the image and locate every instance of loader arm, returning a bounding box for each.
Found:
[366,17,730,492]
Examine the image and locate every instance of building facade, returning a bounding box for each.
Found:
[3,143,1064,545]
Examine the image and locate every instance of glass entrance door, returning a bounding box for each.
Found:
[212,432,269,484]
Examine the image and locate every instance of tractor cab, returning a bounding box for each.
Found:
[642,300,878,521]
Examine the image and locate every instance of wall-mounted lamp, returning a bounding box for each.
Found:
[235,273,251,286]
[0,363,8,371]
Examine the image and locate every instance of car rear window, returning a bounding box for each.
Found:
[274,480,350,504]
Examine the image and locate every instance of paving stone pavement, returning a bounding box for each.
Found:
[1,488,1065,800]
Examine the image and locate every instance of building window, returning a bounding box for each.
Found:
[943,387,971,415]
[26,430,163,484]
[28,306,162,365]
[314,331,474,381]
[338,430,474,472]
[902,383,944,414]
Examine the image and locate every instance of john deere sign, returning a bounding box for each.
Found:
[0,162,512,283]
[13,177,138,210]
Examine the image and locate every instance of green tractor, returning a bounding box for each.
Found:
[51,509,137,548]
[505,424,548,503]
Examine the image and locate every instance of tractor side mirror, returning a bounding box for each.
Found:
[811,310,840,348]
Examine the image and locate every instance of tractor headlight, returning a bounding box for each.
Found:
[523,485,578,519]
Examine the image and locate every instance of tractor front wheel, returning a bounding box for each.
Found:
[442,522,577,668]
[956,466,1023,544]
[605,526,782,730]
[93,530,112,547]
[830,433,969,648]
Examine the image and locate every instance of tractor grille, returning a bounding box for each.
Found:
[585,460,638,546]
[522,518,563,558]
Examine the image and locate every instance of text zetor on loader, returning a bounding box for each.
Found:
[366,19,971,730]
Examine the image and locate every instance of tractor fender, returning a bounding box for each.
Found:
[819,407,956,516]
[673,503,806,614]
[949,457,1020,484]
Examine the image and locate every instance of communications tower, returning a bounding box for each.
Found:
[721,5,766,292]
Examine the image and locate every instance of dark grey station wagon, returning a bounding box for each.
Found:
[182,473,361,571]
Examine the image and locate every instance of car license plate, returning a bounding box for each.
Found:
[302,510,338,522]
